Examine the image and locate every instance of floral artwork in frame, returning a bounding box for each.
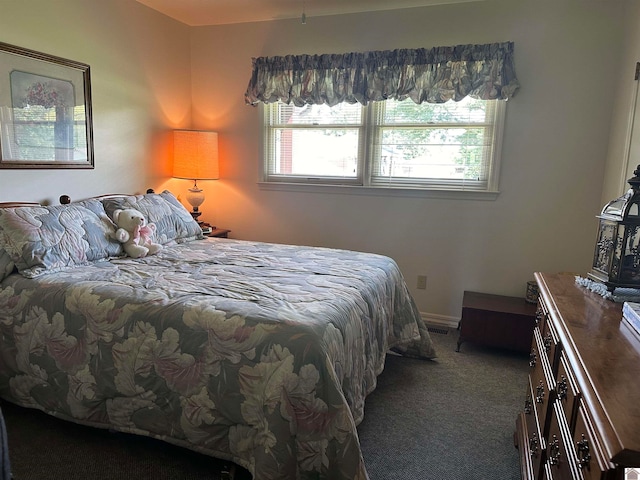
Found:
[0,42,94,169]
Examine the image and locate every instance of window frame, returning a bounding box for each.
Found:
[261,99,506,198]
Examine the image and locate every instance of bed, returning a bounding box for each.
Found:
[0,190,435,480]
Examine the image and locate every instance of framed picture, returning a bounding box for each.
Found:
[0,42,94,169]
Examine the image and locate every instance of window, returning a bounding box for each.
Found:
[263,97,505,193]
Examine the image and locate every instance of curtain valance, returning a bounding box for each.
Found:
[244,42,520,107]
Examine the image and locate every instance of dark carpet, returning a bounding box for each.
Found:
[1,328,528,479]
[358,328,529,480]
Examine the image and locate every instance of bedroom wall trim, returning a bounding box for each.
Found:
[422,312,459,330]
[258,181,500,201]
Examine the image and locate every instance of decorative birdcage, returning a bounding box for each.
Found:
[589,165,640,291]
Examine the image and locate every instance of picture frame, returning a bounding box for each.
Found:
[0,42,94,169]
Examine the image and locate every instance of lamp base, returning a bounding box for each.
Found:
[185,182,205,223]
[190,210,202,222]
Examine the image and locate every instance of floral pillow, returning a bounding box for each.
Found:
[101,190,203,245]
[0,199,122,278]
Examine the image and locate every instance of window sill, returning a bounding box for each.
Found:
[257,182,500,200]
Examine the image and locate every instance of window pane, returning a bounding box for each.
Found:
[276,103,361,125]
[384,97,489,124]
[377,127,487,180]
[271,128,359,177]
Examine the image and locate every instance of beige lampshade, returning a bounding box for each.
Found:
[173,130,219,180]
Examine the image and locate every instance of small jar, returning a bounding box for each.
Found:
[526,280,539,304]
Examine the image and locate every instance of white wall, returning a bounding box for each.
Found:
[190,0,627,321]
[0,0,192,205]
[601,1,640,204]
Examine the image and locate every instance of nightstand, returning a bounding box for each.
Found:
[206,228,231,238]
[456,290,536,353]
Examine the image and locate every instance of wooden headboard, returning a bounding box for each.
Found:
[0,202,40,208]
[0,189,156,208]
[59,189,155,205]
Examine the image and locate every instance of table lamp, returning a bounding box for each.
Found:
[172,130,219,223]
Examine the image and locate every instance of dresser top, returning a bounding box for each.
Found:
[536,272,640,466]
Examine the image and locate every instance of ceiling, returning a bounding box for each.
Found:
[135,0,480,26]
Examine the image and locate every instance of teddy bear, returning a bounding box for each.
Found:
[112,208,162,259]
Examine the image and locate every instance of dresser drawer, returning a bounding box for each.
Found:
[541,316,561,374]
[556,354,580,432]
[524,376,546,478]
[536,300,549,334]
[524,377,540,442]
[530,328,555,436]
[572,402,611,480]
[546,402,582,480]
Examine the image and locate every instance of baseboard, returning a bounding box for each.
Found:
[421,312,459,330]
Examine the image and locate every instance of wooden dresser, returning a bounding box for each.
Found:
[515,272,640,480]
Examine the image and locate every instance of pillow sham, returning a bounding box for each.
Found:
[0,199,122,278]
[101,190,203,245]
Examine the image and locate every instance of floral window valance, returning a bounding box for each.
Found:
[245,41,520,107]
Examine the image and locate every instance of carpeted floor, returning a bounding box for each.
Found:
[358,328,529,480]
[1,328,528,479]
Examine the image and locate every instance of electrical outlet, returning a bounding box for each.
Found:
[417,275,427,290]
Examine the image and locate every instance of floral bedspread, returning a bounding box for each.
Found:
[0,238,435,479]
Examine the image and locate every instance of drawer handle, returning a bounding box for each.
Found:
[577,434,591,470]
[524,393,532,415]
[529,349,537,368]
[529,433,539,458]
[535,380,545,404]
[548,435,561,466]
[543,332,552,352]
[557,375,568,401]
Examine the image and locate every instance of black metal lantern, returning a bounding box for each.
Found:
[589,165,640,291]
